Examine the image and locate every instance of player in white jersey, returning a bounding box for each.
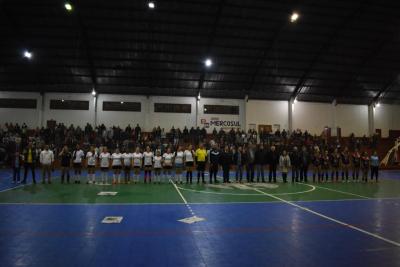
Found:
[122,148,132,184]
[99,147,111,184]
[111,148,123,184]
[174,146,184,184]
[132,147,143,183]
[143,146,154,183]
[153,150,163,184]
[184,144,195,184]
[72,144,85,183]
[86,146,98,184]
[163,147,174,182]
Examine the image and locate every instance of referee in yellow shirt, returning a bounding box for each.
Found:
[195,143,207,184]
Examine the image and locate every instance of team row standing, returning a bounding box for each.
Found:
[57,144,206,185]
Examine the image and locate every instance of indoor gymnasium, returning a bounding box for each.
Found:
[1,0,400,266]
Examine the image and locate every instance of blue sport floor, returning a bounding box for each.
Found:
[1,169,400,267]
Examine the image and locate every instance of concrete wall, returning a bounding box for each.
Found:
[197,98,245,132]
[373,104,400,137]
[43,93,95,128]
[96,94,147,129]
[149,96,196,131]
[336,104,369,137]
[245,100,289,131]
[292,102,334,135]
[0,91,42,128]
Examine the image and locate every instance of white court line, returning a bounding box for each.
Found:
[252,187,400,247]
[298,182,370,199]
[176,183,316,196]
[0,196,400,206]
[170,179,196,216]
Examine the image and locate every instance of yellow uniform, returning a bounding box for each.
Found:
[195,148,207,162]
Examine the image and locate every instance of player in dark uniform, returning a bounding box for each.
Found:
[321,150,330,182]
[352,149,361,182]
[341,147,351,182]
[311,150,322,183]
[330,149,341,182]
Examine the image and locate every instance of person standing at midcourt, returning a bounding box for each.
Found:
[184,145,195,184]
[59,145,72,184]
[195,143,207,184]
[174,146,184,184]
[22,142,37,184]
[361,151,369,182]
[132,147,143,183]
[162,147,174,182]
[143,146,154,183]
[299,146,310,182]
[40,145,54,184]
[122,148,132,184]
[99,147,111,184]
[208,143,220,184]
[111,148,123,184]
[268,145,279,183]
[72,144,85,184]
[370,151,379,182]
[86,146,98,184]
[279,150,291,183]
[220,145,232,183]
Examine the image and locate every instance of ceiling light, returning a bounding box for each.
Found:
[61,99,65,102]
[204,58,212,67]
[64,2,73,11]
[294,97,298,103]
[290,12,299,22]
[91,89,96,96]
[197,92,201,101]
[148,2,155,9]
[121,101,124,104]
[23,50,32,59]
[376,102,380,107]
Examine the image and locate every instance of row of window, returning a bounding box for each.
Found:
[0,98,240,115]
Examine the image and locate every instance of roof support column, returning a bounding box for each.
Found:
[288,98,293,133]
[331,99,337,137]
[368,104,374,137]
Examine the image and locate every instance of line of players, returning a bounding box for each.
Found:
[57,144,201,185]
[15,142,380,184]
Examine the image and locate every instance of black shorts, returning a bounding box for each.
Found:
[197,162,205,171]
[164,166,172,170]
[87,165,95,169]
[73,163,82,169]
[133,166,141,169]
[112,165,122,170]
[185,162,194,167]
[101,167,109,171]
[124,166,131,171]
[144,165,152,170]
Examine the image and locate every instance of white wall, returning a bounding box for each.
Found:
[1,91,400,137]
[0,91,41,128]
[197,98,245,132]
[336,104,369,136]
[148,96,196,131]
[245,100,288,131]
[374,104,400,137]
[43,93,95,128]
[292,102,333,135]
[96,94,147,129]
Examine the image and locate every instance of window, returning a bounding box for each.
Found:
[102,101,141,112]
[50,100,89,110]
[0,98,37,109]
[204,105,239,115]
[154,103,191,113]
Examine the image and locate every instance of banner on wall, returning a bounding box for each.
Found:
[200,117,241,129]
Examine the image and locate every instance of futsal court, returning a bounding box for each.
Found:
[1,169,400,267]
